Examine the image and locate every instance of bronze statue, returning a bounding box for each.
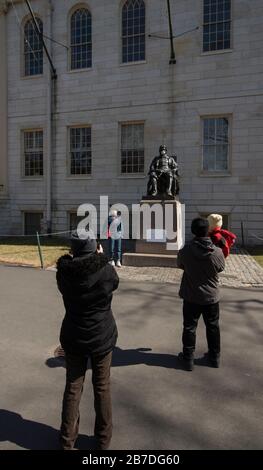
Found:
[147,145,179,198]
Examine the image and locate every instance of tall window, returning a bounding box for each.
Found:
[24,130,43,177]
[202,117,229,172]
[24,212,43,235]
[69,212,86,231]
[122,0,145,63]
[24,18,43,76]
[70,127,92,175]
[121,123,144,174]
[203,0,231,52]
[70,8,92,70]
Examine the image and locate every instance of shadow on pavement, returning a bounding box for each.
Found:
[46,347,184,370]
[0,409,96,450]
[45,357,66,368]
[112,347,181,369]
[45,347,188,370]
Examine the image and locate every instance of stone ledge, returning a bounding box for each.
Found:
[122,252,177,268]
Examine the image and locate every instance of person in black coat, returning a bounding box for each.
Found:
[177,218,225,371]
[56,231,119,450]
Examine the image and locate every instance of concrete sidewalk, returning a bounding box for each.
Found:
[116,247,263,288]
[0,265,262,450]
[46,246,263,288]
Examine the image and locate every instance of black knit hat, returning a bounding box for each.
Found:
[70,230,97,257]
[191,217,209,237]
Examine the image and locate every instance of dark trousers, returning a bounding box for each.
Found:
[60,351,112,450]
[182,300,220,360]
[109,238,122,261]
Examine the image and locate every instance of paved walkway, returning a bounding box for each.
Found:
[0,265,262,450]
[118,247,263,288]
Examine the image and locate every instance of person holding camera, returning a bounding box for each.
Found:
[177,218,225,371]
[56,231,119,450]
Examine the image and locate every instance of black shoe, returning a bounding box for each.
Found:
[178,352,194,371]
[205,352,220,368]
[195,352,220,369]
[205,351,220,369]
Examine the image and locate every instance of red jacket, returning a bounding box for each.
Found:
[210,228,237,258]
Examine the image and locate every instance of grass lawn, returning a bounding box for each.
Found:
[0,237,70,268]
[247,246,263,268]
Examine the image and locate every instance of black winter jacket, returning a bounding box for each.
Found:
[56,253,119,356]
[177,237,225,305]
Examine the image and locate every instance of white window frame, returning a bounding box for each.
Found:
[22,128,44,179]
[23,16,44,77]
[200,115,232,176]
[69,6,92,71]
[121,0,146,64]
[120,121,145,176]
[202,0,233,55]
[67,125,92,178]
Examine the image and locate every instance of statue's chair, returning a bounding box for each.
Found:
[148,171,178,197]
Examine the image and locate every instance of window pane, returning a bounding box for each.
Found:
[24,212,43,235]
[203,118,229,171]
[203,145,216,171]
[216,117,229,144]
[71,9,92,70]
[204,118,216,145]
[121,123,144,173]
[133,124,144,147]
[69,212,88,232]
[203,0,231,52]
[122,0,145,63]
[24,130,43,177]
[216,145,228,170]
[24,18,43,76]
[70,128,91,175]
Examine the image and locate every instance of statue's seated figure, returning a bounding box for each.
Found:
[147,145,179,198]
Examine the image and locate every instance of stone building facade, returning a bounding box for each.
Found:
[0,0,263,243]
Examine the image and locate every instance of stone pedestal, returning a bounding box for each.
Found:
[123,198,184,267]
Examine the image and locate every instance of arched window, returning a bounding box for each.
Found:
[70,8,92,70]
[122,0,145,63]
[24,18,43,76]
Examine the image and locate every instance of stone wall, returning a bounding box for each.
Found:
[2,0,263,244]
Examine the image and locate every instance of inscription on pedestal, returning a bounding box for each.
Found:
[146,229,167,243]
